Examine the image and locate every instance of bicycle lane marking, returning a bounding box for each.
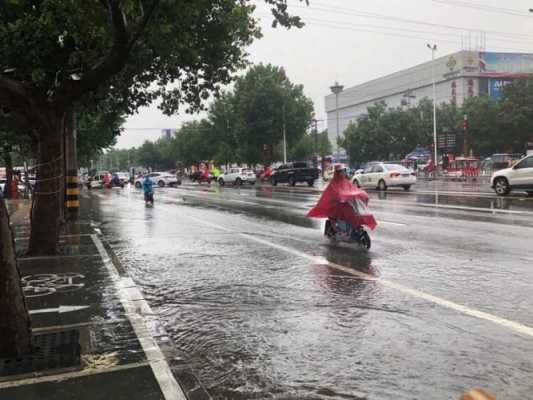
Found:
[184,214,533,339]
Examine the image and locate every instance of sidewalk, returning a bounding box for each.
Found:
[0,199,189,400]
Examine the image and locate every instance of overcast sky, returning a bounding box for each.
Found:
[115,0,533,149]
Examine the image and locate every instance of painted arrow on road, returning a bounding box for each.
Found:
[29,305,90,315]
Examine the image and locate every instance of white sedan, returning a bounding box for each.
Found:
[352,163,416,191]
[134,172,179,188]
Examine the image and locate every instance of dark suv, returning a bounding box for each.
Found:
[271,162,320,187]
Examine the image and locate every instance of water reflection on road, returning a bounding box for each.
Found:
[91,185,533,399]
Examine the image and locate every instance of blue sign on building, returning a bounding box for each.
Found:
[489,79,513,99]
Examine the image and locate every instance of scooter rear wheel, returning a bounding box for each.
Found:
[360,231,371,249]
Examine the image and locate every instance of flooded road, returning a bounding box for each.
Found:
[86,183,533,399]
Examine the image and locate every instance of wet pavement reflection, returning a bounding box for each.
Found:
[89,184,533,399]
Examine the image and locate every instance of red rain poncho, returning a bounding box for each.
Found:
[307,172,377,230]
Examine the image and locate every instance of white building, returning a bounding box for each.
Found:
[325,51,533,151]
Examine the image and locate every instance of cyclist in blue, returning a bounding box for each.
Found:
[142,175,154,205]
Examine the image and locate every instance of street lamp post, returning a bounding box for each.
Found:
[330,81,344,160]
[427,43,438,174]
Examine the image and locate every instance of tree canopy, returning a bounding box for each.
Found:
[0,0,309,124]
[101,63,317,169]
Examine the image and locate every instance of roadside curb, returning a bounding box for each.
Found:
[90,228,213,400]
[90,233,188,400]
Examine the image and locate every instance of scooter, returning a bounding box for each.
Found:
[324,219,371,249]
[144,191,154,207]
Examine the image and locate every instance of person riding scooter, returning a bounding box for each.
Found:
[111,173,123,188]
[307,164,377,239]
[142,175,154,205]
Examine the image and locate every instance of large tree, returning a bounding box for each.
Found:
[0,0,308,359]
[289,130,331,161]
[0,197,32,357]
[0,0,307,255]
[499,78,533,153]
[230,63,314,164]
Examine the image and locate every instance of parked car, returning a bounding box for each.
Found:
[271,162,320,187]
[116,172,130,184]
[491,154,533,196]
[352,163,416,191]
[218,168,256,186]
[134,172,179,188]
[88,172,109,189]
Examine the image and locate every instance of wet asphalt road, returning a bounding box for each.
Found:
[86,182,533,399]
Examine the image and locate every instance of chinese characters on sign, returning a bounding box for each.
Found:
[451,81,457,103]
[467,79,474,98]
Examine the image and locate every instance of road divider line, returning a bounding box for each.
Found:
[91,234,187,400]
[186,215,533,339]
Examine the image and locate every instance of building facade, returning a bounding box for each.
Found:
[325,51,533,151]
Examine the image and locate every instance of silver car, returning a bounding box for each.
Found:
[353,163,416,191]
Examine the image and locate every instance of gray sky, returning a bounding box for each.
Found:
[115,0,533,149]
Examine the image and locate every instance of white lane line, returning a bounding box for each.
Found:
[91,234,187,400]
[185,215,533,338]
[380,221,407,227]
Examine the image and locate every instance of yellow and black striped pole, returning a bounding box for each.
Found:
[65,174,80,219]
[65,110,79,221]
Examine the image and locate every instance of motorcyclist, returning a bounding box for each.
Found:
[307,164,377,232]
[102,172,111,189]
[111,173,122,188]
[142,175,154,205]
[210,166,221,181]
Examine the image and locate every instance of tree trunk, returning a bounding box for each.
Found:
[0,196,32,357]
[28,112,64,256]
[2,149,13,199]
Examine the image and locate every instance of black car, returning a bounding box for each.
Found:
[271,162,320,187]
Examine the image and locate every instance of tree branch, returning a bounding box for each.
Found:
[128,0,160,53]
[0,75,29,111]
[58,0,160,106]
[58,0,131,104]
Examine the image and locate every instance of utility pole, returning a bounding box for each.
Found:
[427,43,438,174]
[463,114,470,157]
[330,82,344,159]
[64,110,79,221]
[313,119,318,167]
[282,104,287,164]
